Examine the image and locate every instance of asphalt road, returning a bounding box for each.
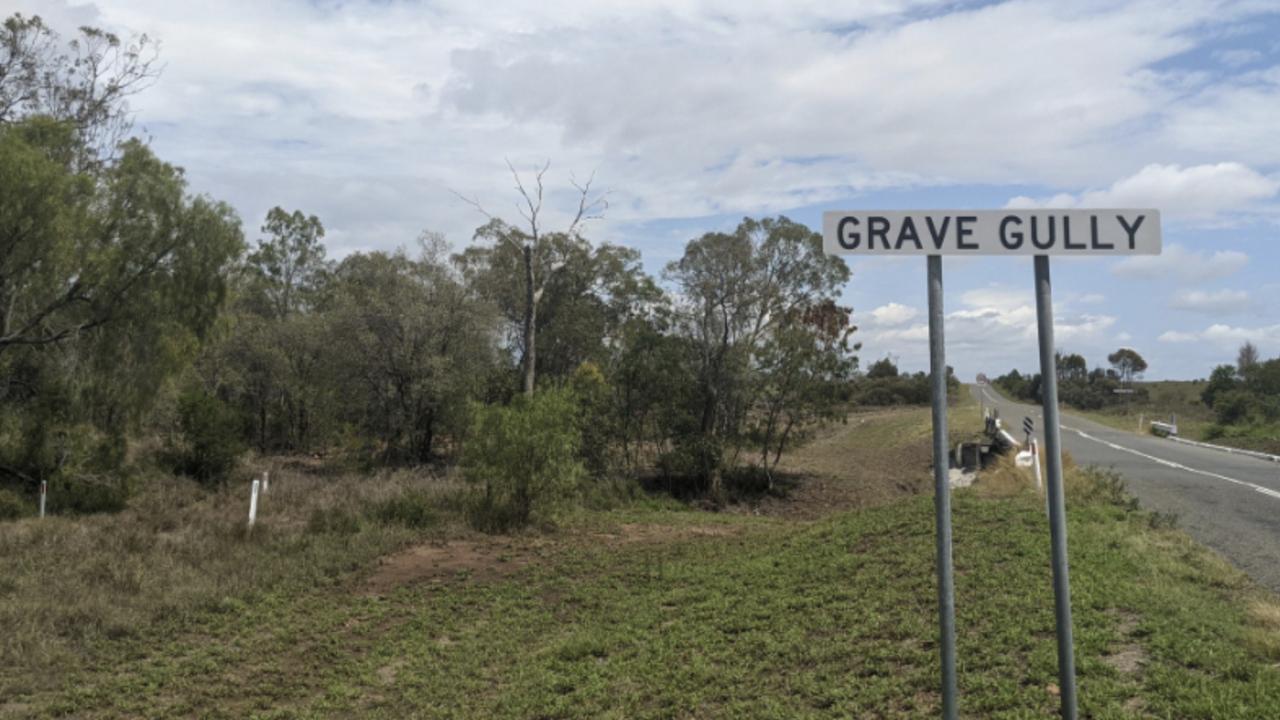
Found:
[971,383,1280,593]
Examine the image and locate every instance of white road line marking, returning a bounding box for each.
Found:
[1062,424,1280,503]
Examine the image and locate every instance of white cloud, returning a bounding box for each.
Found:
[1213,48,1262,68]
[1201,323,1280,347]
[6,0,1273,259]
[960,286,1029,310]
[1111,243,1249,282]
[1006,162,1280,220]
[871,324,931,344]
[867,302,919,326]
[1158,324,1280,349]
[1170,289,1252,314]
[1162,66,1280,166]
[860,282,1116,373]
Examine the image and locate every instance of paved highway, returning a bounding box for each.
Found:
[971,383,1280,592]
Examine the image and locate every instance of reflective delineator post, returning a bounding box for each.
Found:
[927,255,958,720]
[248,478,260,529]
[39,480,47,518]
[1033,255,1078,719]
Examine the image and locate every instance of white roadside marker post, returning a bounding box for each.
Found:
[262,470,270,494]
[1031,438,1044,493]
[248,478,260,530]
[39,480,47,518]
[824,208,1161,720]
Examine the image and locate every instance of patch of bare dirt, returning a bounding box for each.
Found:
[362,540,535,594]
[1101,609,1148,676]
[376,658,407,685]
[1102,647,1147,675]
[590,523,741,545]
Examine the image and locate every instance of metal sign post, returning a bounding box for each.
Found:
[927,255,958,720]
[1034,255,1078,718]
[823,208,1160,720]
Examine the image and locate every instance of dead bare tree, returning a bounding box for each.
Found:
[454,159,608,394]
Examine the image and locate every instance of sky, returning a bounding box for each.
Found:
[7,0,1280,380]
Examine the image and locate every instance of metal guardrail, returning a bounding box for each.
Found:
[1149,421,1177,438]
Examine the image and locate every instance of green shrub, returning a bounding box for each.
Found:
[0,487,31,520]
[46,474,129,515]
[570,362,613,480]
[173,389,244,485]
[722,464,772,497]
[463,389,584,531]
[1214,389,1258,425]
[369,490,439,528]
[655,433,723,497]
[306,506,361,534]
[1066,467,1136,510]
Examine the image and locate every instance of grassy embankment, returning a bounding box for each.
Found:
[3,394,1280,718]
[1073,380,1280,454]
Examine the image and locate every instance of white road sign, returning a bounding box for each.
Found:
[822,210,1161,256]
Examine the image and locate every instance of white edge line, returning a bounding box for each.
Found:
[1166,435,1280,464]
[1063,424,1280,503]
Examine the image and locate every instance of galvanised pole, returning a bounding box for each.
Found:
[927,254,958,720]
[1033,255,1079,719]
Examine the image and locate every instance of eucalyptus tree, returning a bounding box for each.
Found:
[1238,341,1259,378]
[750,299,858,487]
[456,161,609,394]
[665,216,850,495]
[0,13,159,167]
[326,249,499,463]
[0,118,243,487]
[455,233,662,386]
[245,207,330,319]
[1107,348,1148,385]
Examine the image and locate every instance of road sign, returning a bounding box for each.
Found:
[822,210,1161,256]
[820,207,1161,720]
[1023,417,1035,436]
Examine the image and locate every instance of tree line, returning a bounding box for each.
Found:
[0,14,862,524]
[1200,342,1280,451]
[994,348,1150,409]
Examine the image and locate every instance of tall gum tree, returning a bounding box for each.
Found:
[456,160,608,395]
[665,216,850,497]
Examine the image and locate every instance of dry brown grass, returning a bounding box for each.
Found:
[970,451,1035,498]
[0,461,469,698]
[1245,598,1280,660]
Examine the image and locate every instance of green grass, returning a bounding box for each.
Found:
[0,465,470,705]
[1071,380,1280,454]
[1071,380,1215,439]
[1203,422,1280,456]
[5,389,1280,717]
[22,477,1280,719]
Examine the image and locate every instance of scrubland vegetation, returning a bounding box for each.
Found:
[0,14,868,530]
[4,399,1280,718]
[998,341,1280,454]
[3,13,1280,719]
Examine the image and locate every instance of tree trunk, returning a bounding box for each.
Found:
[522,244,537,395]
[258,403,267,452]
